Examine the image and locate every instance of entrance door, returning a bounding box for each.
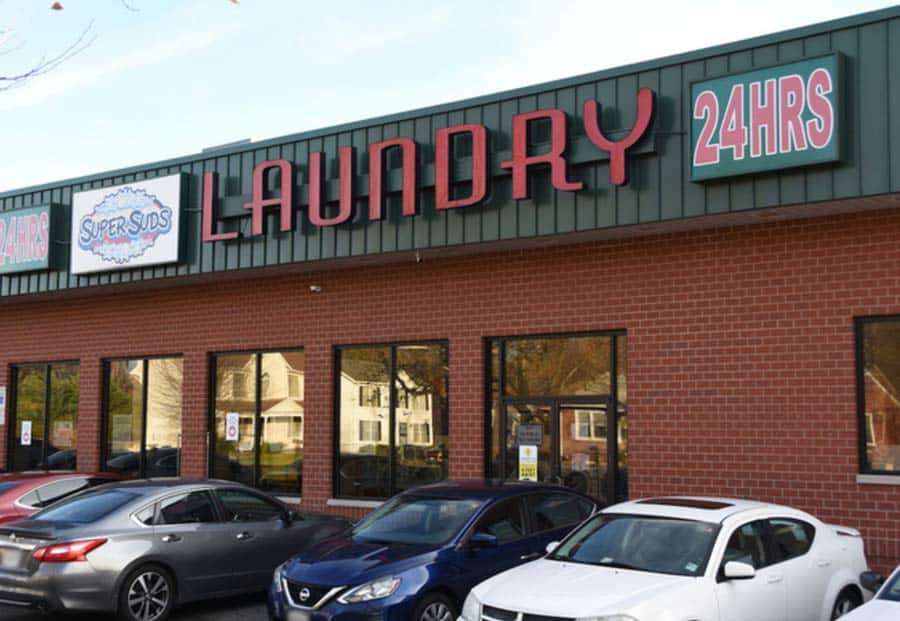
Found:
[502,401,618,504]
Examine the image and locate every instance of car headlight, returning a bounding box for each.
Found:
[461,592,481,620]
[577,616,639,621]
[337,576,401,604]
[272,563,286,594]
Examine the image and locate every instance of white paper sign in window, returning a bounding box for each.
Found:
[21,420,32,446]
[225,412,240,442]
[71,174,183,275]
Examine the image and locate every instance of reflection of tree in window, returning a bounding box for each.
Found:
[862,321,900,472]
[504,337,611,397]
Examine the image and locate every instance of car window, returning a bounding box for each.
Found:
[352,495,482,546]
[31,490,139,523]
[216,489,285,522]
[473,498,526,544]
[768,518,814,562]
[31,478,90,508]
[722,520,769,569]
[134,504,156,526]
[526,492,593,532]
[157,491,218,524]
[879,569,900,602]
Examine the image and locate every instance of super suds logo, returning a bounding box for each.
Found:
[78,188,173,265]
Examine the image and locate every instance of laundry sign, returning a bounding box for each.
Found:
[71,174,184,275]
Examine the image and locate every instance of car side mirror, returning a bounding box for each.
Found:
[283,510,300,525]
[545,541,560,555]
[469,532,498,548]
[723,561,756,580]
[860,570,885,593]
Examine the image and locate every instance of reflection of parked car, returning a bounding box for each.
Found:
[337,454,445,498]
[40,448,78,470]
[843,566,900,620]
[106,447,180,477]
[268,480,598,621]
[0,479,351,621]
[260,459,303,494]
[461,496,870,621]
[0,472,126,524]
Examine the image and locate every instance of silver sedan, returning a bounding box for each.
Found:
[0,479,350,621]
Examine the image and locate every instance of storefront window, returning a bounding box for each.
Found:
[9,363,80,471]
[488,333,627,504]
[103,358,183,478]
[336,343,448,499]
[210,350,304,494]
[858,318,900,474]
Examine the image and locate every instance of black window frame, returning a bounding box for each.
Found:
[766,517,815,564]
[855,315,900,476]
[208,347,305,494]
[7,360,80,472]
[333,340,450,500]
[101,355,184,478]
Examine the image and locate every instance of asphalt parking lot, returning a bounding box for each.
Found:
[3,592,269,620]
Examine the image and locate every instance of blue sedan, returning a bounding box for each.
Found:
[267,480,598,621]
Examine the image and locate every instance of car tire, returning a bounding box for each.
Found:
[830,588,862,620]
[413,592,458,621]
[118,564,176,621]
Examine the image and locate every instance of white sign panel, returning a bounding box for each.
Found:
[518,445,538,481]
[0,386,5,427]
[225,412,240,442]
[21,420,32,446]
[71,174,183,275]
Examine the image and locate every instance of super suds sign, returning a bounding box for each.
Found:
[0,206,53,275]
[691,54,841,181]
[71,174,183,275]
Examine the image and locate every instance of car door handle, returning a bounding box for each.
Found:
[236,531,254,541]
[766,574,783,584]
[817,560,832,568]
[161,534,181,543]
[520,552,542,561]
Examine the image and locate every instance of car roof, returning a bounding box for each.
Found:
[402,479,596,502]
[90,478,259,496]
[0,472,120,483]
[605,496,806,523]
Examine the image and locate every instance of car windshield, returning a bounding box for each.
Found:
[352,495,483,546]
[879,569,900,602]
[550,513,720,577]
[31,490,139,523]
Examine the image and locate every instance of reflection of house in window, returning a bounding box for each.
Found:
[864,367,900,471]
[232,372,249,399]
[359,420,382,442]
[574,410,606,440]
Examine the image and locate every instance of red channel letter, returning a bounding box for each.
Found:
[308,147,354,226]
[369,138,417,220]
[244,159,294,236]
[501,109,582,199]
[435,124,487,210]
[779,75,807,153]
[584,88,654,186]
[202,172,240,242]
[750,79,777,158]
[806,68,834,149]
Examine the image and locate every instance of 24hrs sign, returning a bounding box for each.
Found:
[691,54,841,181]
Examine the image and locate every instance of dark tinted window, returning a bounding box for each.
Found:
[768,518,814,561]
[722,521,769,569]
[473,498,525,544]
[158,491,217,524]
[879,569,900,602]
[32,490,138,523]
[352,495,482,546]
[527,493,593,531]
[31,478,90,508]
[216,489,284,522]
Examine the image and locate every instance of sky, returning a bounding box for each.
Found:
[0,0,896,193]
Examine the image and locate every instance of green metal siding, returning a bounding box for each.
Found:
[1,7,899,298]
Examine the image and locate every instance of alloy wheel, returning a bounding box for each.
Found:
[127,570,171,621]
[420,601,454,621]
[831,593,858,619]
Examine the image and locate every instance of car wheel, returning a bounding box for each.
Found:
[830,588,862,619]
[118,564,175,621]
[414,592,458,621]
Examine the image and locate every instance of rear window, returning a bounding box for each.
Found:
[31,490,138,523]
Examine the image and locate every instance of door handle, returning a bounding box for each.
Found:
[766,574,783,584]
[817,560,832,568]
[520,552,541,561]
[161,534,181,543]
[236,531,254,541]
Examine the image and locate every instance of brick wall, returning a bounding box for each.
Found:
[1,207,899,572]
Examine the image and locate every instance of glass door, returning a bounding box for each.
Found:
[504,403,553,483]
[559,404,609,501]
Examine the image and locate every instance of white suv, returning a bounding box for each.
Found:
[459,496,869,621]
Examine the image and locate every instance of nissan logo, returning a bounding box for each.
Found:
[299,587,311,602]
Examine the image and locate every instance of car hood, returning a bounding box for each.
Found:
[282,535,436,586]
[841,600,898,621]
[473,559,694,617]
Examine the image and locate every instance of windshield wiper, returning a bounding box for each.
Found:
[596,560,644,571]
